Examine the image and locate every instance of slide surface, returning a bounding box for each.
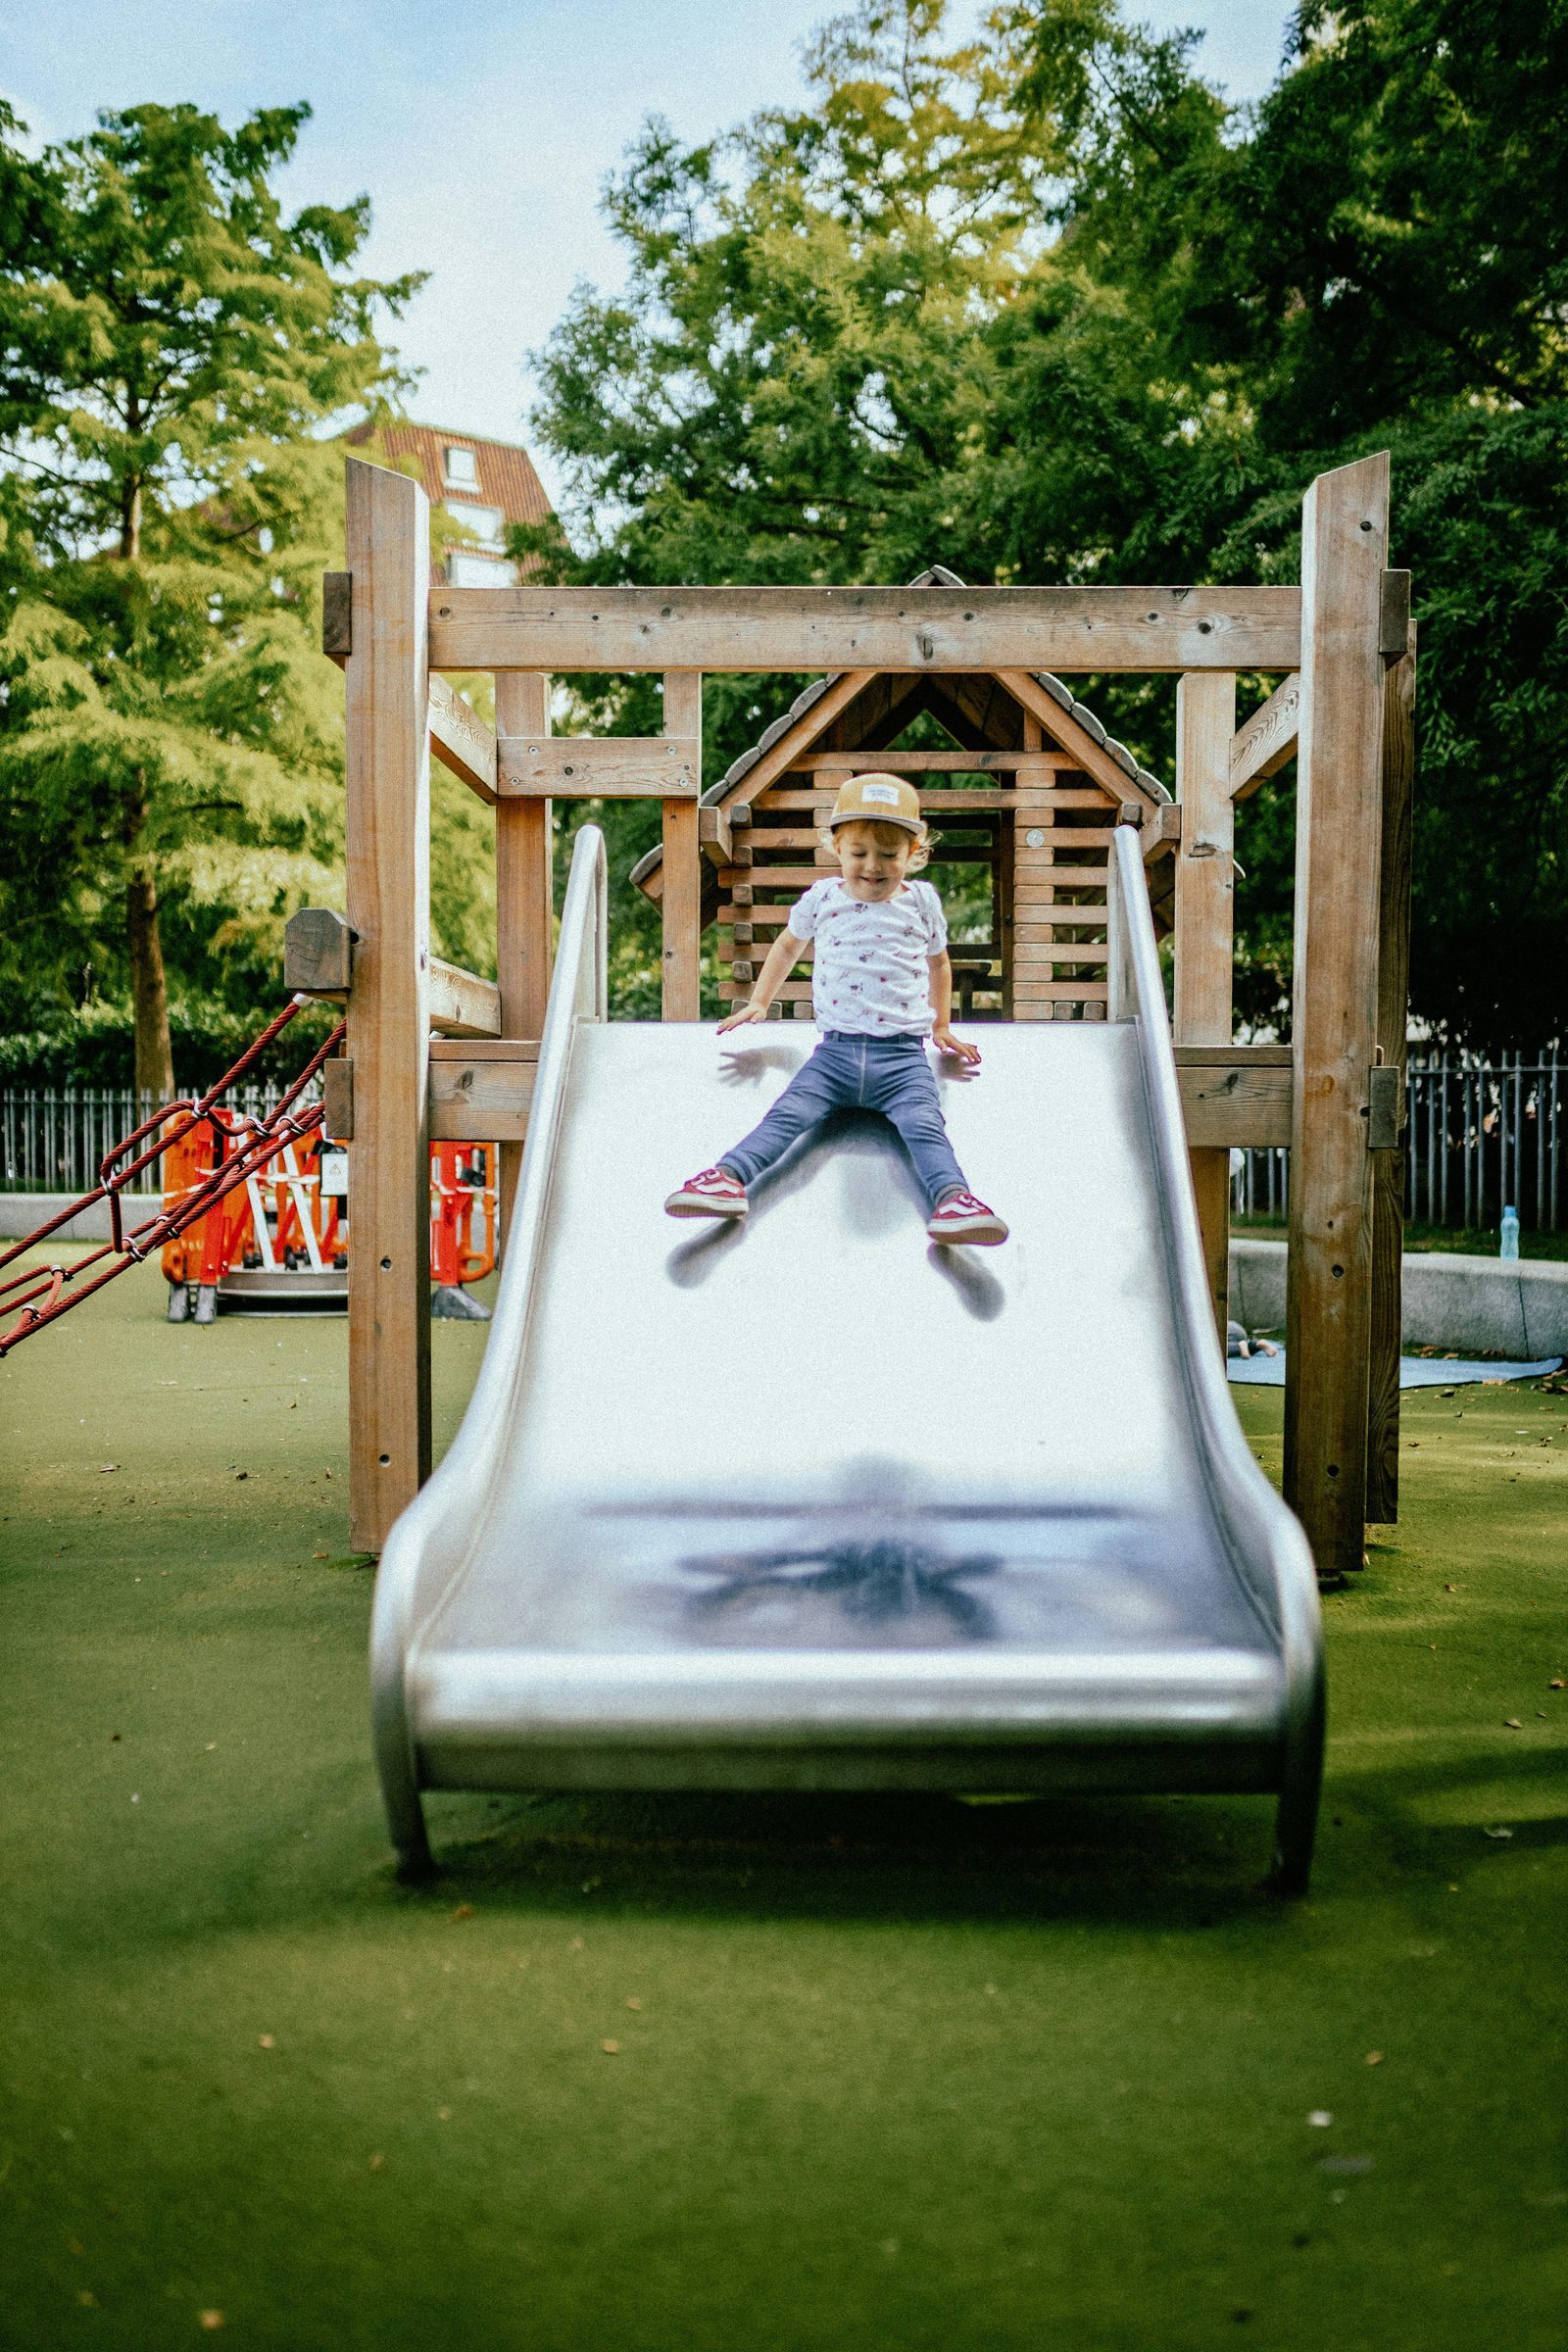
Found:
[372,829,1322,1884]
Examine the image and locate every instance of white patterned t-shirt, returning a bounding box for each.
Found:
[788,878,949,1035]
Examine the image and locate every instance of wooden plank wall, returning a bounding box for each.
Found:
[343,457,433,1553]
[713,747,1116,1023]
[1173,670,1237,1344]
[1284,452,1392,1583]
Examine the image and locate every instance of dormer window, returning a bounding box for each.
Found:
[444,446,477,488]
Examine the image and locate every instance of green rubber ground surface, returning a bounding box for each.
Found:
[1,1252,1565,2351]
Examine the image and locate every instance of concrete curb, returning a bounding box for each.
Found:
[0,1194,160,1246]
[1232,1237,1568,1358]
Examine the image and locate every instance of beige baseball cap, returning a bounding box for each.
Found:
[827,772,923,834]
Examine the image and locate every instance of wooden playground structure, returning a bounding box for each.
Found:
[307,453,1415,1585]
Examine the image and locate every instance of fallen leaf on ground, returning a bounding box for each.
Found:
[437,2107,453,2121]
[1504,1718,1523,1729]
[449,1904,474,1923]
[368,2153,386,2172]
[625,1997,643,2012]
[600,2039,620,2055]
[257,2034,275,2049]
[199,2315,224,2332]
[1551,1679,1565,1690]
[97,1464,119,1474]
[1365,2051,1384,2066]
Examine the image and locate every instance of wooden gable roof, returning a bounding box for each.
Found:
[630,566,1169,904]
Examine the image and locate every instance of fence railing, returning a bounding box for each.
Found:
[1,1086,303,1197]
[6,1052,1564,1230]
[1232,1051,1565,1233]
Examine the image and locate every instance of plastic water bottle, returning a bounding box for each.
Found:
[1500,1204,1520,1260]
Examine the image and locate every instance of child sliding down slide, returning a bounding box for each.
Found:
[664,773,1008,1247]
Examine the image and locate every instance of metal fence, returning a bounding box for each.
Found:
[1,1086,298,1197]
[7,1053,1565,1229]
[1233,1051,1566,1233]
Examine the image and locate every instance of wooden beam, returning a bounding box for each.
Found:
[1174,670,1238,1345]
[1285,452,1391,1584]
[494,673,553,1247]
[497,735,700,797]
[662,672,703,1019]
[1174,1049,1293,1149]
[343,456,432,1552]
[1230,674,1300,800]
[789,749,1073,773]
[427,1039,538,1142]
[428,584,1303,677]
[428,674,498,804]
[427,957,501,1039]
[1367,622,1416,1522]
[1142,803,1182,861]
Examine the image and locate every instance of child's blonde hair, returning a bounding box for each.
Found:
[820,814,934,872]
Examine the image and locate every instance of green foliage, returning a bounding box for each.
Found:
[0,99,417,1084]
[527,0,1568,1048]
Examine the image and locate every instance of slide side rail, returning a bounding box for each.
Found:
[369,825,609,1867]
[1108,824,1323,1888]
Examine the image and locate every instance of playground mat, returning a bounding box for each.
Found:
[1,1249,1565,2351]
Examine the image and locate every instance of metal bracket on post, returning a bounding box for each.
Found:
[1365,1063,1404,1151]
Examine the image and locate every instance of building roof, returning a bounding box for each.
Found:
[346,418,556,533]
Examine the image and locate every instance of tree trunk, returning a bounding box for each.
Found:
[126,865,175,1099]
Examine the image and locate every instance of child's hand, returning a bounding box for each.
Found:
[718,1001,769,1035]
[932,1025,981,1066]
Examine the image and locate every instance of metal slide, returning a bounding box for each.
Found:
[371,825,1323,1889]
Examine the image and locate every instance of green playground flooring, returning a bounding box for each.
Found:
[1,1250,1564,2351]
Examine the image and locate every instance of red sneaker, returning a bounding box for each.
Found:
[926,1191,1008,1247]
[664,1165,749,1219]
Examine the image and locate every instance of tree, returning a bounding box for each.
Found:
[528,0,1568,1047]
[0,100,418,1091]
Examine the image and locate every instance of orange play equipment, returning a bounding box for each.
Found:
[160,1115,495,1324]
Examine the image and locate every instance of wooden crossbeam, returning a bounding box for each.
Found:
[1230,674,1300,799]
[427,584,1303,675]
[788,750,1073,773]
[427,1039,537,1141]
[428,958,502,1040]
[498,735,700,798]
[428,675,498,803]
[1174,1047,1292,1149]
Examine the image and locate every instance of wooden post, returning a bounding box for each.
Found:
[1366,622,1416,1521]
[1284,452,1391,1583]
[662,671,703,1019]
[344,457,432,1553]
[1173,670,1237,1347]
[494,672,553,1245]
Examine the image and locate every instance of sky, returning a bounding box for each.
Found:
[1,1,1296,498]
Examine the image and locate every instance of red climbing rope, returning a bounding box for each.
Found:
[0,998,347,1356]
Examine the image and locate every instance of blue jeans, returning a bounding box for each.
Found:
[719,1032,967,1212]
